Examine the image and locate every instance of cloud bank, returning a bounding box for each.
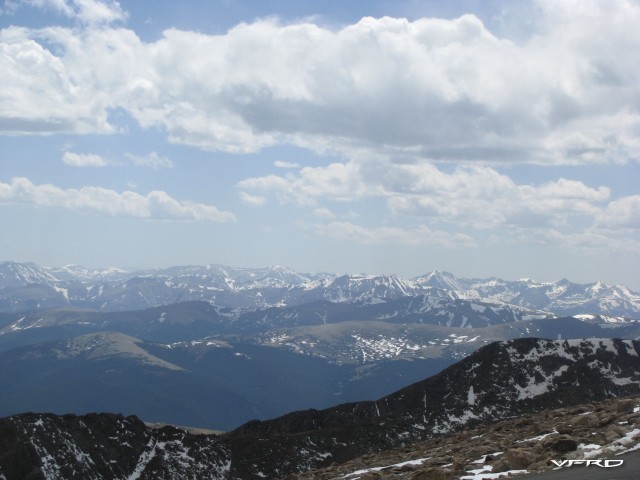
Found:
[0,177,236,222]
[1,0,639,164]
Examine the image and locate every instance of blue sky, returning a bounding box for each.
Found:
[1,0,639,288]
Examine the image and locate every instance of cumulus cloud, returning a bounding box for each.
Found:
[239,158,612,230]
[507,226,640,254]
[274,160,301,169]
[7,0,127,24]
[0,37,91,133]
[239,191,267,206]
[598,195,640,229]
[1,0,639,164]
[62,151,109,167]
[238,161,373,206]
[62,150,173,168]
[125,151,173,169]
[0,177,236,222]
[315,221,476,248]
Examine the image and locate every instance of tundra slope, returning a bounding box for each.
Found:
[1,338,639,479]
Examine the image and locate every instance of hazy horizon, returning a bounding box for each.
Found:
[3,258,639,290]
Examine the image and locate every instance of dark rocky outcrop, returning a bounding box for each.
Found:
[0,413,229,480]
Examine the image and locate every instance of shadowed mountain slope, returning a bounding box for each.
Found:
[0,338,639,479]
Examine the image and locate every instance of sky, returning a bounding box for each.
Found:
[0,0,639,289]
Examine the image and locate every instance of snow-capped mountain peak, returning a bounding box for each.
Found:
[0,261,60,288]
[415,270,465,291]
[0,261,638,318]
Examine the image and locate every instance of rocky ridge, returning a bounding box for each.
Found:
[292,395,640,480]
[221,338,640,478]
[1,396,638,480]
[0,413,231,480]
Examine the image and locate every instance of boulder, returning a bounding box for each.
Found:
[556,424,572,434]
[543,435,578,453]
[506,449,536,469]
[491,460,512,473]
[528,460,548,471]
[604,424,627,443]
[616,399,636,413]
[570,414,596,427]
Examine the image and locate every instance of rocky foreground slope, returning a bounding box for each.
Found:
[0,338,639,479]
[294,395,640,480]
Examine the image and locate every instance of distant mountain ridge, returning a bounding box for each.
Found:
[1,261,639,317]
[3,309,639,431]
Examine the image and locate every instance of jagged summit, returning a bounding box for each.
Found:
[0,261,59,288]
[415,270,464,291]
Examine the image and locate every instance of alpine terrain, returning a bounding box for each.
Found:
[1,337,639,479]
[1,262,640,429]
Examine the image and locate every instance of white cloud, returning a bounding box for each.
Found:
[0,31,109,134]
[239,159,611,230]
[507,226,640,254]
[72,0,126,24]
[315,221,476,248]
[1,0,639,163]
[2,0,73,16]
[312,207,335,219]
[239,191,267,206]
[240,155,640,255]
[598,195,640,229]
[62,150,174,168]
[9,0,126,24]
[62,151,109,167]
[125,151,173,169]
[0,176,235,222]
[238,161,372,206]
[274,160,301,169]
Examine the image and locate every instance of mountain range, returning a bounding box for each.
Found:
[1,261,639,317]
[2,260,640,446]
[1,337,639,479]
[1,291,640,429]
[1,260,640,430]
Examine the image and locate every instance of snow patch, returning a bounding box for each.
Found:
[468,386,477,406]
